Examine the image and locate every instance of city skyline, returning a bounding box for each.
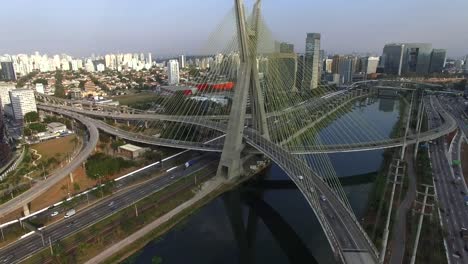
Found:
[1,0,467,57]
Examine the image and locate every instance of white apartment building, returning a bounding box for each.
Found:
[167,60,180,84]
[9,89,37,120]
[0,82,15,114]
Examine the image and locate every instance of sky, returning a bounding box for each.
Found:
[1,0,467,58]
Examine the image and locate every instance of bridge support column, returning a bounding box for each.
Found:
[145,121,149,129]
[127,120,130,127]
[23,203,30,216]
[217,0,262,180]
[69,172,74,183]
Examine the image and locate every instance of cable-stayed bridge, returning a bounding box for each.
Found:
[0,1,458,263]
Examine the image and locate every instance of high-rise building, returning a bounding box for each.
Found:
[429,49,447,73]
[9,89,37,120]
[0,102,11,168]
[382,44,405,76]
[331,55,345,74]
[0,83,14,113]
[338,56,356,84]
[0,61,16,81]
[279,42,294,53]
[147,53,152,65]
[178,55,186,69]
[324,59,333,73]
[167,60,180,85]
[360,56,380,74]
[382,43,433,75]
[401,43,432,74]
[302,33,321,90]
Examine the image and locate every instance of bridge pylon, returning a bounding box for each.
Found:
[217,0,269,180]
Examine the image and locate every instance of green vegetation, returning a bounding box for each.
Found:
[23,167,214,264]
[54,70,66,98]
[16,71,38,88]
[24,123,47,136]
[24,111,39,123]
[405,148,447,264]
[33,78,48,85]
[43,115,72,129]
[113,93,162,106]
[85,153,135,181]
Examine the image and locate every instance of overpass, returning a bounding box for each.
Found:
[25,2,454,262]
[38,93,456,155]
[0,110,99,218]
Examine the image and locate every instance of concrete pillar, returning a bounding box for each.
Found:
[23,203,30,216]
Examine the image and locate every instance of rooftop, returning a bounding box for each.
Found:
[118,143,143,152]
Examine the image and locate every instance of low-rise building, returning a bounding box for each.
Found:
[47,122,67,133]
[118,144,146,160]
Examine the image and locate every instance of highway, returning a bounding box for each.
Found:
[0,154,218,264]
[0,110,99,218]
[37,95,458,155]
[427,96,468,263]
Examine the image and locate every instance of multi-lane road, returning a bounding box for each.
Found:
[0,154,218,264]
[427,96,468,263]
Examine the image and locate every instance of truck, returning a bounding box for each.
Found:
[64,209,76,218]
[184,160,195,169]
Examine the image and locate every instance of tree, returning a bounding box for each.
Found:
[28,123,47,133]
[54,70,66,98]
[33,78,48,85]
[111,139,125,153]
[24,111,39,123]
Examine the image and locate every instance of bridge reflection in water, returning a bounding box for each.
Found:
[125,164,381,264]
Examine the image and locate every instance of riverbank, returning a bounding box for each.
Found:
[102,163,271,264]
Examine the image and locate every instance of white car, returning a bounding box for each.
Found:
[50,211,59,217]
[320,195,327,202]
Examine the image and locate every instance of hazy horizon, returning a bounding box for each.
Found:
[1,0,467,58]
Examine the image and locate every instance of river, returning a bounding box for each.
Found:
[124,97,402,264]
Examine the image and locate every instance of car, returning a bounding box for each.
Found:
[453,251,462,259]
[64,209,76,218]
[298,175,304,180]
[50,211,59,217]
[108,201,115,207]
[320,195,327,202]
